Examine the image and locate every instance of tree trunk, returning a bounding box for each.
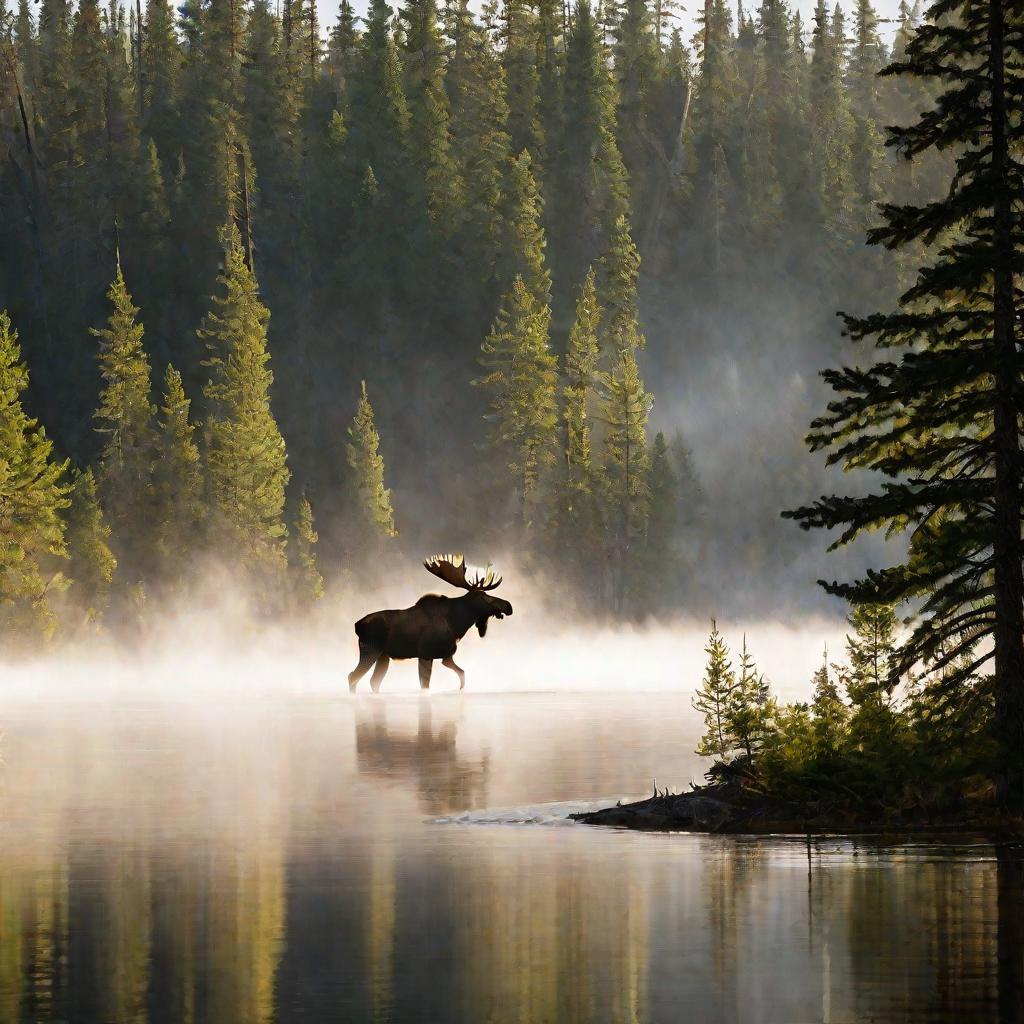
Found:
[988,0,1024,805]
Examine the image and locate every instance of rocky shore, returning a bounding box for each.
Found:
[569,781,1021,836]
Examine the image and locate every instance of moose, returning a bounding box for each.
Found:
[347,554,513,693]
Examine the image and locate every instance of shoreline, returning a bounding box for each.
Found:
[569,784,1024,839]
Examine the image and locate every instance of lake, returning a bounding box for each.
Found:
[0,691,1020,1023]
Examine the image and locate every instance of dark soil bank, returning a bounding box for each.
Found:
[570,782,1024,837]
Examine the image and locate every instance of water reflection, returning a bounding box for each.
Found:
[0,696,1019,1023]
[353,700,490,816]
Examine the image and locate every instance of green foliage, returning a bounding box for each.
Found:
[346,380,397,543]
[598,347,651,609]
[65,466,116,628]
[727,635,774,757]
[475,276,559,527]
[551,269,606,593]
[0,312,70,642]
[291,495,324,603]
[199,227,291,585]
[91,263,155,576]
[693,619,736,759]
[152,364,204,585]
[784,0,1024,797]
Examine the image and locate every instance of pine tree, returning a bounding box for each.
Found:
[65,466,117,627]
[400,0,461,229]
[141,0,181,164]
[598,346,651,611]
[347,0,410,209]
[693,619,736,759]
[91,263,155,575]
[843,602,897,706]
[808,0,854,241]
[784,0,1024,801]
[553,269,606,593]
[501,0,541,160]
[498,150,552,304]
[727,635,773,757]
[0,311,70,640]
[475,276,559,527]
[152,364,203,583]
[642,431,679,609]
[199,227,291,585]
[447,0,513,294]
[345,380,398,543]
[291,494,324,602]
[559,0,631,287]
[810,646,847,759]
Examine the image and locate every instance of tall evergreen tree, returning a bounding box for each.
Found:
[0,311,69,640]
[290,494,324,603]
[152,364,204,584]
[345,380,398,544]
[199,227,291,585]
[65,466,116,627]
[475,276,559,527]
[785,0,1024,801]
[598,346,651,611]
[553,268,606,593]
[498,150,552,303]
[91,263,155,575]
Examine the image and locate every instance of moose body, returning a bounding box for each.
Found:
[348,556,512,692]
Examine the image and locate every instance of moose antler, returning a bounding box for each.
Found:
[423,553,503,592]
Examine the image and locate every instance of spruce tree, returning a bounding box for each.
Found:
[91,263,155,575]
[199,227,291,584]
[843,602,898,706]
[598,347,651,611]
[810,647,847,759]
[447,0,513,295]
[642,431,679,609]
[0,311,70,640]
[65,466,117,627]
[784,0,1024,801]
[400,0,461,229]
[475,276,559,527]
[553,269,606,594]
[291,495,324,603]
[345,380,398,543]
[498,150,552,304]
[693,619,736,759]
[141,0,181,164]
[727,635,774,758]
[347,0,411,211]
[152,364,203,583]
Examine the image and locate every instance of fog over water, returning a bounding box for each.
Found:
[0,689,1019,1023]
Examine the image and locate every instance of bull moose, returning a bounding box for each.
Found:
[347,554,513,693]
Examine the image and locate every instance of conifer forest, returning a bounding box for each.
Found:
[2,0,1024,1013]
[0,0,954,628]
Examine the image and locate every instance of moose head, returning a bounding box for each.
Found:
[423,554,513,636]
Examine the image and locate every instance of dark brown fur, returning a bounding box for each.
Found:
[348,589,513,692]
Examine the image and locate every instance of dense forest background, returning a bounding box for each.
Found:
[0,0,950,636]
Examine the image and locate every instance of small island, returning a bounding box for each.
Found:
[574,614,1024,837]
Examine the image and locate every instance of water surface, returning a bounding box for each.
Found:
[0,692,1020,1023]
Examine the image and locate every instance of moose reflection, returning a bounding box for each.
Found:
[348,555,513,693]
[354,701,490,816]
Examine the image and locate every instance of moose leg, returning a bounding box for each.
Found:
[369,655,391,693]
[348,645,378,693]
[442,656,466,691]
[418,658,433,691]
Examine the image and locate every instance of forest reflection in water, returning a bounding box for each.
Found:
[0,692,1020,1023]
